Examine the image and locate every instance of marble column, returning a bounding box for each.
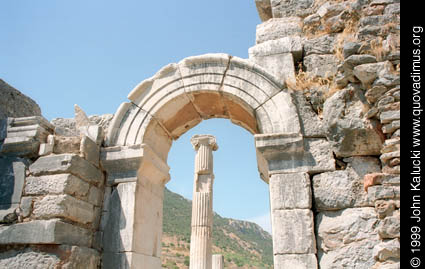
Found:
[212,254,224,269]
[189,135,218,269]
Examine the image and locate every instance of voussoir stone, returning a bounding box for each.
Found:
[29,154,103,186]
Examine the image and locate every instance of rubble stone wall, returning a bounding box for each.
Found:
[1,0,400,268]
[252,0,400,268]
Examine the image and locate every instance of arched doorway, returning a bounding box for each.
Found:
[100,54,322,268]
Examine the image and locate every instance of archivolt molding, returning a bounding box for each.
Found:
[106,53,301,157]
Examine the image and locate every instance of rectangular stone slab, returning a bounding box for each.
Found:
[271,209,316,254]
[269,172,312,210]
[0,219,92,246]
[29,153,103,186]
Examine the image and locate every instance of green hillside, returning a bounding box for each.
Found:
[162,188,273,268]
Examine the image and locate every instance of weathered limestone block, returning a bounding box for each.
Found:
[373,239,400,262]
[29,154,103,186]
[373,262,400,269]
[270,0,314,18]
[88,185,103,207]
[363,173,400,192]
[251,52,295,84]
[272,209,316,254]
[342,42,362,59]
[323,86,384,157]
[51,115,109,143]
[19,196,33,218]
[368,185,400,202]
[316,1,349,19]
[255,0,272,22]
[39,134,54,156]
[1,117,54,157]
[303,54,340,78]
[316,207,380,269]
[313,172,371,210]
[0,248,60,268]
[80,135,100,167]
[384,3,400,15]
[292,91,326,137]
[249,36,303,60]
[0,245,100,269]
[270,173,311,210]
[256,18,302,44]
[24,174,90,197]
[366,86,389,104]
[375,200,397,219]
[100,145,144,184]
[33,194,94,224]
[274,254,318,269]
[53,135,81,154]
[378,211,400,239]
[380,110,400,124]
[303,35,336,56]
[353,61,394,86]
[0,219,92,246]
[261,137,335,175]
[249,37,302,83]
[313,156,380,210]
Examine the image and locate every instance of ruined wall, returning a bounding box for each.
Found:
[0,102,108,268]
[252,0,400,268]
[0,0,400,268]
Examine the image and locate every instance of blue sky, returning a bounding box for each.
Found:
[0,1,271,233]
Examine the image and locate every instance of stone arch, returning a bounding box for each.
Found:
[101,54,317,268]
[106,53,300,148]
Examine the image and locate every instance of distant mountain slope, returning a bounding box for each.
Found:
[162,188,273,268]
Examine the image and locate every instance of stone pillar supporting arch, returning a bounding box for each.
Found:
[100,53,332,268]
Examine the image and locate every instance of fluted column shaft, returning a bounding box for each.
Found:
[190,135,218,269]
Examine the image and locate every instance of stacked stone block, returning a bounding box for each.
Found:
[253,0,400,268]
[0,109,106,268]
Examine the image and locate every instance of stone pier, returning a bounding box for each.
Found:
[189,135,218,269]
[212,254,224,269]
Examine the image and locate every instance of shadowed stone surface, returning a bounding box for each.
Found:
[0,79,41,118]
[0,219,92,246]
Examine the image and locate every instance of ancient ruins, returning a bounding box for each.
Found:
[189,135,218,269]
[1,0,400,268]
